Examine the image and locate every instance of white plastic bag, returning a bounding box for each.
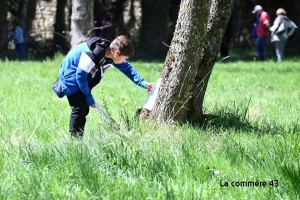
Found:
[8,41,15,50]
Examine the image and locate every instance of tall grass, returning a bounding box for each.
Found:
[0,55,299,199]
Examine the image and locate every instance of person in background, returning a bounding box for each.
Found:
[252,15,260,39]
[58,35,155,137]
[252,5,271,61]
[94,16,103,37]
[10,19,25,56]
[96,16,116,42]
[270,8,298,62]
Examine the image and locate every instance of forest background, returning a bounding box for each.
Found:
[0,0,299,60]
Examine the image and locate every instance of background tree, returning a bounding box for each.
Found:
[0,0,8,51]
[1,0,300,58]
[53,0,69,54]
[186,0,234,123]
[110,0,128,35]
[121,0,141,44]
[70,0,94,47]
[151,0,234,123]
[139,0,171,58]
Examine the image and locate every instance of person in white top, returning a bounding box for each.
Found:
[270,8,297,62]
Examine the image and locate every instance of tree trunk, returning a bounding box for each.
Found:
[53,0,69,53]
[112,0,127,35]
[151,0,233,123]
[0,0,7,51]
[151,0,211,122]
[70,0,94,47]
[139,0,171,58]
[25,0,37,34]
[123,0,141,44]
[187,0,234,123]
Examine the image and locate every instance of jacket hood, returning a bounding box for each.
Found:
[86,36,111,59]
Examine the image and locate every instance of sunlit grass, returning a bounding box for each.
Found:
[0,55,299,199]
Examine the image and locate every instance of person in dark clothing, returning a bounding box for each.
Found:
[96,16,116,42]
[57,35,155,137]
[220,17,233,57]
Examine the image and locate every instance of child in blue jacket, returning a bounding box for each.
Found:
[58,35,155,137]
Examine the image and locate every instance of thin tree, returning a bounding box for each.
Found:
[53,0,69,53]
[140,0,171,58]
[0,0,7,51]
[151,0,234,123]
[70,0,94,47]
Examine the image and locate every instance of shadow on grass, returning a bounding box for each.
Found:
[200,101,299,135]
[199,103,299,197]
[201,113,290,135]
[0,52,52,62]
[280,164,300,196]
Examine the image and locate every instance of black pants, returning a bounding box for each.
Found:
[67,90,90,137]
[66,70,102,137]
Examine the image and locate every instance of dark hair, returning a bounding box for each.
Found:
[110,35,134,57]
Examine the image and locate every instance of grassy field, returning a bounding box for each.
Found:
[0,55,299,199]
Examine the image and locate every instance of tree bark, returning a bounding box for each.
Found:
[123,0,140,44]
[151,0,233,124]
[187,0,234,123]
[151,0,211,122]
[70,0,94,47]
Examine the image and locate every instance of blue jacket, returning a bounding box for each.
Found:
[59,36,148,106]
[10,26,24,44]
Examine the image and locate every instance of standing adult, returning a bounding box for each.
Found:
[10,19,25,56]
[270,8,297,62]
[97,17,116,42]
[252,5,271,61]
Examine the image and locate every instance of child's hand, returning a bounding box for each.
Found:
[90,103,96,108]
[146,83,155,92]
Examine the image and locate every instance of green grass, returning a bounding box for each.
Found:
[0,55,299,199]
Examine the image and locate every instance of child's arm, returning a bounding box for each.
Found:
[145,83,155,92]
[113,61,149,88]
